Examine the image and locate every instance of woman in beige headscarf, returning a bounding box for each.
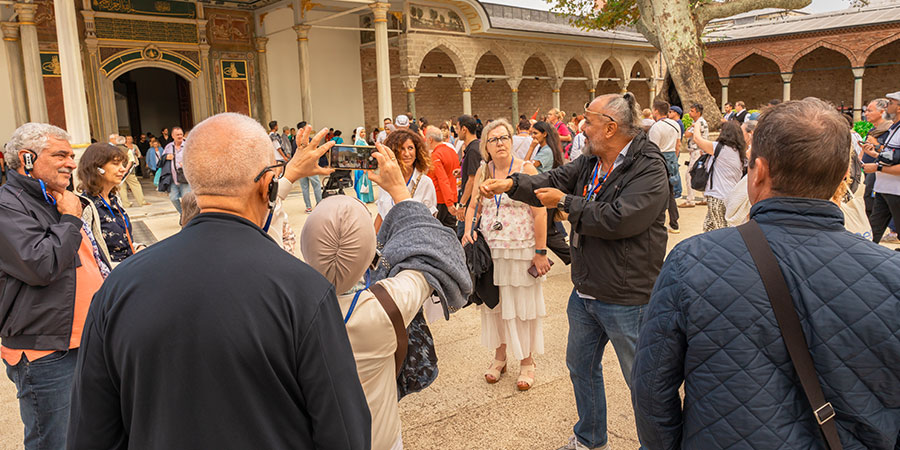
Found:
[300,144,433,450]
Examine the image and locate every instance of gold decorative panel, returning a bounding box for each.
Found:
[94,17,198,44]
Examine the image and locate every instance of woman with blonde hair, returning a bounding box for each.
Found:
[462,118,550,391]
[547,108,572,145]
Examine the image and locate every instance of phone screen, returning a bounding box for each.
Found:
[329,145,379,170]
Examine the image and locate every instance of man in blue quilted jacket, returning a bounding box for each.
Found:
[632,97,900,449]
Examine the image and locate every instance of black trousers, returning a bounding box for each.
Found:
[667,180,679,229]
[436,203,458,229]
[547,209,572,265]
[870,192,900,243]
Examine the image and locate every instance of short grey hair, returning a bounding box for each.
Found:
[4,123,71,170]
[599,92,642,137]
[424,125,443,143]
[183,113,274,197]
[869,98,893,120]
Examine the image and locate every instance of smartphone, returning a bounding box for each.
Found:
[329,145,378,170]
[527,259,554,278]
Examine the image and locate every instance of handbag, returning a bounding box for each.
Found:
[689,142,722,191]
[394,310,438,400]
[737,220,842,450]
[153,168,161,187]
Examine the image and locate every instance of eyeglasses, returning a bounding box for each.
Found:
[254,160,286,182]
[486,135,511,145]
[584,102,617,123]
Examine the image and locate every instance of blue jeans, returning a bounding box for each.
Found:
[662,152,682,198]
[566,290,645,449]
[4,349,79,450]
[300,175,322,209]
[168,183,191,215]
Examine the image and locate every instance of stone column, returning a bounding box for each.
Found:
[2,22,28,126]
[550,78,562,110]
[53,0,90,145]
[618,79,630,94]
[648,79,657,103]
[459,75,475,116]
[852,67,865,122]
[255,37,272,122]
[401,76,419,120]
[781,72,792,102]
[586,78,598,102]
[508,76,522,123]
[588,88,596,101]
[292,24,314,123]
[720,78,730,109]
[15,2,47,123]
[369,3,392,124]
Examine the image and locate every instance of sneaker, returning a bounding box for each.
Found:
[557,435,609,450]
[882,232,900,244]
[677,201,695,208]
[668,226,681,234]
[305,207,312,213]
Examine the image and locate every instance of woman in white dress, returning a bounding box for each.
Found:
[374,128,437,232]
[462,119,551,391]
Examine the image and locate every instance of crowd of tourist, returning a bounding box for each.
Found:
[2,88,900,450]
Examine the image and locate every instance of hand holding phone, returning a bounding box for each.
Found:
[329,145,379,170]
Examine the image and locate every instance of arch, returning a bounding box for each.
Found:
[703,56,726,79]
[724,47,787,75]
[417,47,464,121]
[560,57,591,119]
[791,46,854,110]
[414,39,467,76]
[863,38,900,103]
[472,51,510,120]
[99,59,208,138]
[595,59,623,96]
[728,53,782,110]
[788,40,859,69]
[636,56,657,80]
[522,51,560,80]
[564,54,594,82]
[628,60,651,108]
[471,45,514,78]
[862,33,900,64]
[596,55,626,80]
[703,62,723,108]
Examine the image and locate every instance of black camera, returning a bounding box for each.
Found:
[877,148,899,166]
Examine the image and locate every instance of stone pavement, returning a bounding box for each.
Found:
[1,167,896,450]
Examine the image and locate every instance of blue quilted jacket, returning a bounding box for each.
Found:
[632,197,900,449]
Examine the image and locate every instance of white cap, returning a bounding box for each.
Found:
[887,91,900,102]
[395,115,410,127]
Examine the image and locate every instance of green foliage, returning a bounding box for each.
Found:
[682,115,693,128]
[855,121,874,137]
[550,0,706,31]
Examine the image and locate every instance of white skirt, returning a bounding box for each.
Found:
[480,247,546,361]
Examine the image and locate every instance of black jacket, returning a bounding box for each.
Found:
[68,213,371,450]
[0,170,88,350]
[509,131,669,305]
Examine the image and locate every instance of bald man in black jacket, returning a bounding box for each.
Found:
[68,114,369,450]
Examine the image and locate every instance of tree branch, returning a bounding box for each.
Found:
[695,0,812,28]
[633,0,660,49]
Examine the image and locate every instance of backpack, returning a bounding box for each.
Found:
[689,142,722,191]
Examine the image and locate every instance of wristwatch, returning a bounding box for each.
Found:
[557,195,572,213]
[877,163,884,172]
[534,249,547,255]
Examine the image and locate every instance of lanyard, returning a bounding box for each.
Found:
[98,195,135,251]
[389,170,417,208]
[344,270,371,324]
[492,157,514,213]
[25,172,57,206]
[583,160,614,200]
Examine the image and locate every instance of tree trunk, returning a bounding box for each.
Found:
[639,0,723,127]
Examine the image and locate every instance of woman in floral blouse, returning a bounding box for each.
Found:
[76,143,145,263]
[462,119,550,391]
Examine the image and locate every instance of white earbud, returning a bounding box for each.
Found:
[97,167,106,174]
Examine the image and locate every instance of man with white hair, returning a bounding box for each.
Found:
[1,123,110,450]
[68,113,371,450]
[424,125,460,228]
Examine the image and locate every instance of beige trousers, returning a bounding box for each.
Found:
[120,173,145,205]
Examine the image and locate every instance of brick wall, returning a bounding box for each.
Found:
[518,78,554,119]
[862,39,900,103]
[471,79,510,122]
[560,80,589,119]
[704,62,723,107]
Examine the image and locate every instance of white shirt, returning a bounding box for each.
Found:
[648,118,681,153]
[511,134,533,160]
[376,130,388,144]
[376,167,438,218]
[706,144,743,200]
[875,122,900,196]
[570,133,587,160]
[269,132,284,161]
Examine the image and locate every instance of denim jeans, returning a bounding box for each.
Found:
[662,151,682,198]
[300,175,322,209]
[168,182,192,215]
[566,289,645,449]
[4,349,79,450]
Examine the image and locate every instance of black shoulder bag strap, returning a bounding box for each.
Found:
[708,142,723,191]
[737,220,842,450]
[370,283,408,376]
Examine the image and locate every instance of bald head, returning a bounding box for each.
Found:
[183,113,274,197]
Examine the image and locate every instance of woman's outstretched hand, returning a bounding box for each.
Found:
[369,143,411,202]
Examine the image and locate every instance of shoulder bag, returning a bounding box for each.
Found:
[737,220,842,450]
[689,142,722,192]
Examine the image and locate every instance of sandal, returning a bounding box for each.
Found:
[517,363,536,391]
[484,359,507,384]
